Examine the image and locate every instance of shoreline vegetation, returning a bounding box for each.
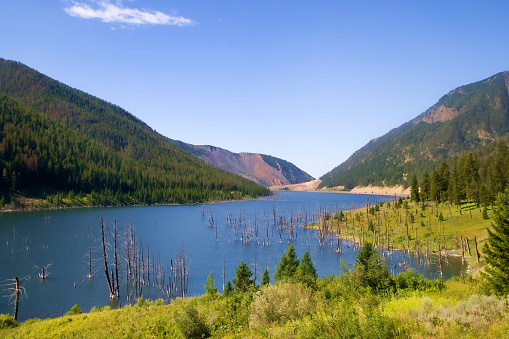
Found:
[305,196,488,274]
[0,191,270,214]
[272,181,487,269]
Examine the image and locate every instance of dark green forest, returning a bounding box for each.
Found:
[0,58,270,208]
[320,71,509,192]
[409,138,509,207]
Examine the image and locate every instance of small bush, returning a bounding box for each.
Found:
[23,318,41,326]
[0,314,18,329]
[410,294,509,335]
[65,304,82,316]
[249,282,316,328]
[363,312,407,338]
[394,270,444,292]
[175,304,210,338]
[300,300,361,338]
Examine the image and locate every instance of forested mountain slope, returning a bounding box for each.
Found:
[172,141,314,186]
[0,58,269,206]
[320,71,509,189]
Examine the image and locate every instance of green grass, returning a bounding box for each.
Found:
[2,276,508,338]
[313,199,491,269]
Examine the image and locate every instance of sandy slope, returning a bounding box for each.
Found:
[270,180,410,196]
[349,185,411,196]
[269,179,322,191]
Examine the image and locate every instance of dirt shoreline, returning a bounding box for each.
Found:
[270,180,411,197]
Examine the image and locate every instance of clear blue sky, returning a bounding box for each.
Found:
[1,1,508,178]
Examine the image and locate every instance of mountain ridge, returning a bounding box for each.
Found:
[0,58,270,206]
[170,141,314,187]
[320,71,509,189]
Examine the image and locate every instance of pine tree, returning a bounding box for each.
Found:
[483,191,509,295]
[295,251,317,288]
[420,171,430,201]
[204,272,217,295]
[232,261,254,292]
[223,280,233,295]
[274,244,299,283]
[353,242,393,292]
[448,159,461,205]
[410,174,420,202]
[260,268,270,287]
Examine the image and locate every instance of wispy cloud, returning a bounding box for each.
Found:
[64,1,194,26]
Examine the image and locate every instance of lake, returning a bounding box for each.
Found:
[0,191,466,321]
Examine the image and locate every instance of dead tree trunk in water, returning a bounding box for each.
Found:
[474,237,481,263]
[438,244,443,278]
[114,221,120,300]
[14,277,20,321]
[87,228,93,278]
[101,218,115,300]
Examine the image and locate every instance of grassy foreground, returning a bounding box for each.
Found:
[1,274,509,338]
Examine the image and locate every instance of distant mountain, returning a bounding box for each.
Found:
[0,58,270,206]
[320,71,509,189]
[171,141,314,187]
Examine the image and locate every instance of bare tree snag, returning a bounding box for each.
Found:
[101,218,115,299]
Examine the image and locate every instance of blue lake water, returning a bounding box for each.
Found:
[0,191,466,321]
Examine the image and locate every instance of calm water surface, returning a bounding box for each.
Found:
[0,191,466,321]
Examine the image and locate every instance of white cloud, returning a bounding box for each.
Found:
[65,1,194,26]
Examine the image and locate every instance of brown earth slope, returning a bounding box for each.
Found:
[170,142,314,187]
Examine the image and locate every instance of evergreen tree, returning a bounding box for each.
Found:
[260,268,270,287]
[420,171,431,202]
[223,280,233,295]
[232,261,254,292]
[483,191,509,295]
[353,242,393,292]
[491,140,508,194]
[448,159,461,205]
[410,174,420,202]
[204,272,217,295]
[274,244,299,283]
[295,251,318,288]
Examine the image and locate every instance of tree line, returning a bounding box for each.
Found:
[409,138,509,207]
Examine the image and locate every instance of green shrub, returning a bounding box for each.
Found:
[394,270,444,292]
[410,294,509,335]
[249,282,316,328]
[363,311,407,338]
[300,300,361,338]
[0,314,18,329]
[175,303,210,338]
[65,304,82,316]
[23,318,41,326]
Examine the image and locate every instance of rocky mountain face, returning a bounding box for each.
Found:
[171,141,314,187]
[320,71,509,189]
